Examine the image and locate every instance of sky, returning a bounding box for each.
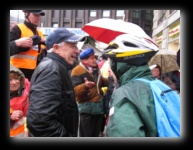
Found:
[10,10,25,20]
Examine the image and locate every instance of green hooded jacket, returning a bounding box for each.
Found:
[106,63,158,137]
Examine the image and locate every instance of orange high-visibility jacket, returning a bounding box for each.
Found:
[10,23,45,70]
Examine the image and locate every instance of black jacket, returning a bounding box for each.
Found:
[27,52,79,137]
[10,41,18,56]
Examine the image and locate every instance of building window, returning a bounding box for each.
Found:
[156,31,163,47]
[63,10,71,18]
[76,10,83,18]
[75,22,82,28]
[116,10,125,17]
[145,10,153,21]
[63,22,70,28]
[168,20,180,42]
[102,10,110,17]
[132,10,140,18]
[144,24,152,37]
[52,10,60,18]
[168,20,180,51]
[90,10,97,17]
[158,10,166,25]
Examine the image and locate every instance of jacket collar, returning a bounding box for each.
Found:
[119,64,153,85]
[47,52,73,70]
[24,20,37,35]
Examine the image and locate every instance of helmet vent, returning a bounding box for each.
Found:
[123,41,138,47]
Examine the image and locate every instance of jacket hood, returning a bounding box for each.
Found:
[10,64,25,78]
[10,64,25,89]
[110,61,153,86]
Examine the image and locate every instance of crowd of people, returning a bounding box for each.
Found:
[9,10,180,137]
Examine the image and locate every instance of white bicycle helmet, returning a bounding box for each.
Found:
[104,33,159,66]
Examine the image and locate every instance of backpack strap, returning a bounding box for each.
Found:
[135,78,174,96]
[160,89,173,96]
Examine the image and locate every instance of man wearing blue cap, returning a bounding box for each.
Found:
[71,48,109,137]
[26,28,85,137]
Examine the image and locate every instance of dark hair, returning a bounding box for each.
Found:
[101,53,108,60]
[155,64,162,76]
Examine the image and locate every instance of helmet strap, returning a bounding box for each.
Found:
[110,60,119,80]
[25,12,32,24]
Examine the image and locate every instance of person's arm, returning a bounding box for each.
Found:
[10,25,21,41]
[15,37,33,47]
[27,68,70,137]
[72,76,94,103]
[10,25,31,55]
[10,41,17,56]
[10,38,33,56]
[71,67,92,102]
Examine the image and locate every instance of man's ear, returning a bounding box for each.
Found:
[82,59,88,64]
[53,44,60,54]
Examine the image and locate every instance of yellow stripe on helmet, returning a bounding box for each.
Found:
[107,49,152,57]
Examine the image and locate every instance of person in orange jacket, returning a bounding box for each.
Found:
[10,10,46,81]
[10,64,30,137]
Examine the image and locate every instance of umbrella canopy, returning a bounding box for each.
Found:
[82,18,151,44]
[148,49,180,73]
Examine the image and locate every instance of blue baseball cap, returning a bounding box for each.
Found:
[80,48,95,59]
[45,28,86,49]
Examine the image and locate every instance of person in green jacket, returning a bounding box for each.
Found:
[104,33,160,137]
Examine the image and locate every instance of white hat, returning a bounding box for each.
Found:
[149,64,157,70]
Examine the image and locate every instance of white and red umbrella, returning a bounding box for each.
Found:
[82,18,151,44]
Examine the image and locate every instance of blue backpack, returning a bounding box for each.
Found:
[135,78,180,137]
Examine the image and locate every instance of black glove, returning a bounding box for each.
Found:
[30,35,41,45]
[39,41,46,45]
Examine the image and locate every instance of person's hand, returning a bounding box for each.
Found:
[84,78,95,88]
[40,38,45,43]
[15,37,33,48]
[10,110,23,121]
[108,66,118,83]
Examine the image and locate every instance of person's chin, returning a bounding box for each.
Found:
[68,60,73,65]
[10,88,19,92]
[92,64,98,67]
